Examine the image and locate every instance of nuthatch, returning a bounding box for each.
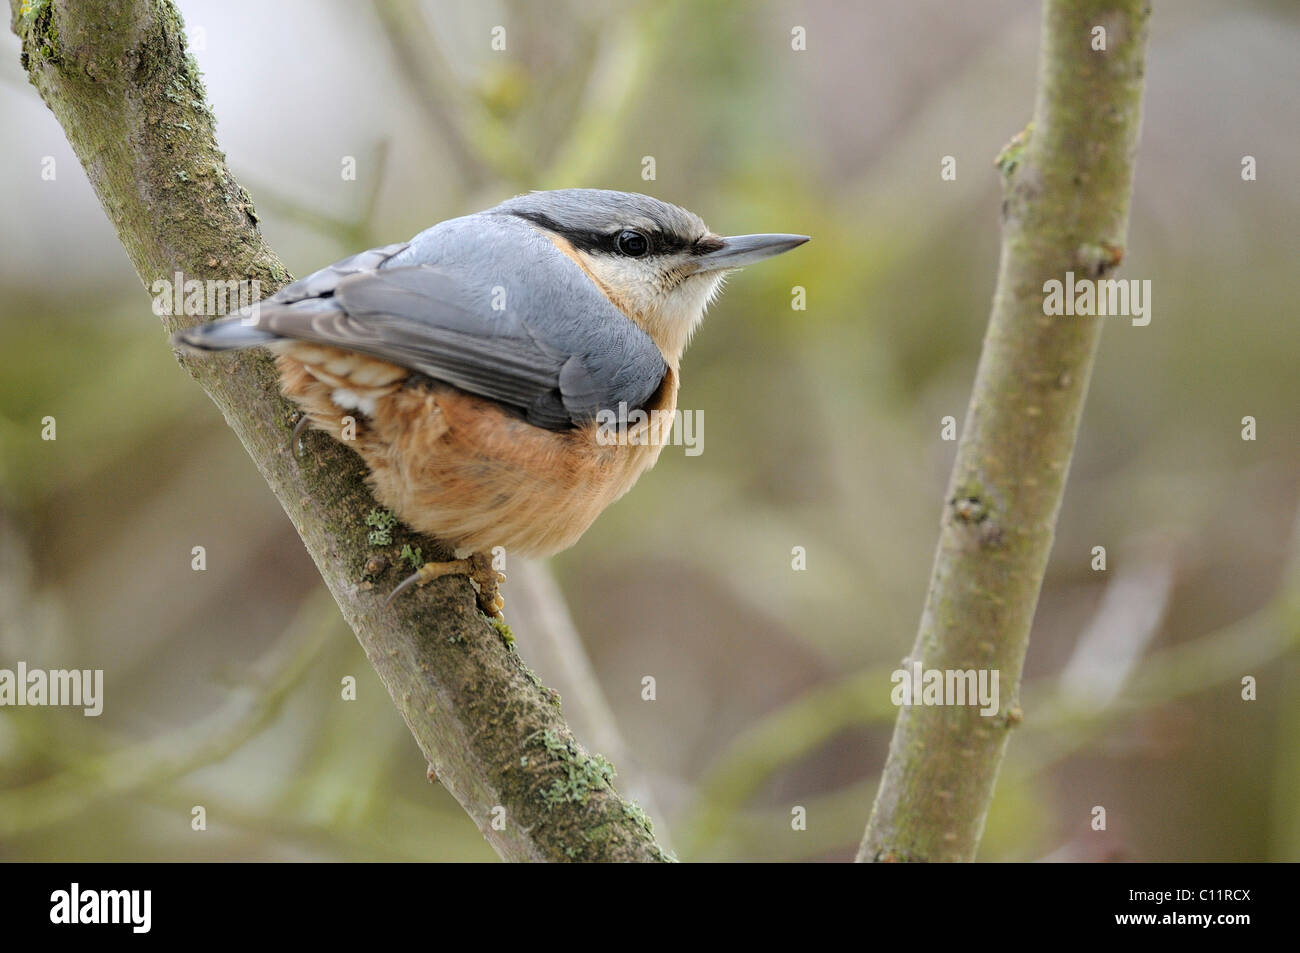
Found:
[176,189,808,616]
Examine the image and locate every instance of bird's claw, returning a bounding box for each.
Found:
[385,551,506,620]
[288,412,312,458]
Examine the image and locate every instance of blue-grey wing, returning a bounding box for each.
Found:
[180,214,667,431]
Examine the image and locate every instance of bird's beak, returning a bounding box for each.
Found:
[690,233,810,273]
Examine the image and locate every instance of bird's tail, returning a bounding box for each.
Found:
[172,316,279,352]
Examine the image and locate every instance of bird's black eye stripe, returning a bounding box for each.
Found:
[508,209,696,258]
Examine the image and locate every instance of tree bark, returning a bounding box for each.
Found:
[859,0,1152,862]
[11,0,669,863]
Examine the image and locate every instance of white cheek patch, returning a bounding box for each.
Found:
[331,388,377,416]
[581,254,658,316]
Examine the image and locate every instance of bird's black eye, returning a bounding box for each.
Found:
[616,229,650,257]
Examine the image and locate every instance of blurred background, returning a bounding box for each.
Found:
[1,0,1297,862]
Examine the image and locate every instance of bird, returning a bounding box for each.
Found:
[174,189,808,617]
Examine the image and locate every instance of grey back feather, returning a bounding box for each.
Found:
[174,208,668,431]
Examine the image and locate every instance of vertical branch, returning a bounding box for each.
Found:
[860,0,1152,862]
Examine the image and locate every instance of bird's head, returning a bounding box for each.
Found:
[496,189,808,365]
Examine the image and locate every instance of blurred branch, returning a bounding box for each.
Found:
[860,0,1153,862]
[1021,506,1300,772]
[507,558,672,845]
[145,782,490,861]
[1056,536,1177,708]
[0,588,337,837]
[677,663,895,858]
[538,2,676,187]
[10,0,668,862]
[147,787,428,861]
[371,0,527,188]
[683,516,1298,855]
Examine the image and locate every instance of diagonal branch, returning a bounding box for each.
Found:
[11,0,668,862]
[859,0,1152,862]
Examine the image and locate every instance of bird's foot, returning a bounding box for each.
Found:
[385,552,506,619]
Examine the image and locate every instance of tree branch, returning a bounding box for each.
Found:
[12,0,668,862]
[859,0,1152,862]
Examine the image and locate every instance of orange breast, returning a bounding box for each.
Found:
[275,346,676,558]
